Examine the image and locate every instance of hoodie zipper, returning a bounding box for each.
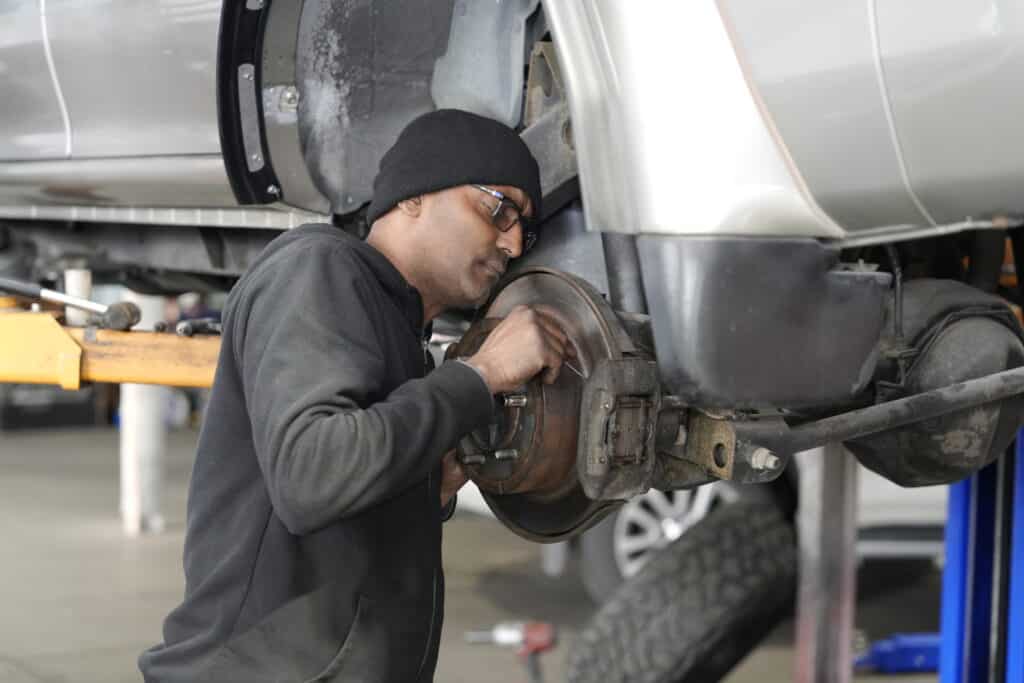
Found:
[415,326,440,681]
[415,567,440,681]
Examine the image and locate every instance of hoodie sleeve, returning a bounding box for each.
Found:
[232,244,494,535]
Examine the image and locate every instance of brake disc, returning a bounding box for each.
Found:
[447,268,640,542]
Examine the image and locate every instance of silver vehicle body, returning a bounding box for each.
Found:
[2,0,1021,243]
[0,0,321,229]
[548,0,1024,245]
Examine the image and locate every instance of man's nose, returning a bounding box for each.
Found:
[497,224,523,259]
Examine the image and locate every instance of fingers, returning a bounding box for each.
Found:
[519,306,573,384]
[448,461,467,486]
[441,451,468,485]
[542,364,560,385]
[539,338,566,384]
[533,313,570,350]
[475,304,577,390]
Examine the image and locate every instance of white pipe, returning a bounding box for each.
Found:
[118,291,168,536]
[62,268,93,326]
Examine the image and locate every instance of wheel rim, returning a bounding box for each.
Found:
[612,483,738,578]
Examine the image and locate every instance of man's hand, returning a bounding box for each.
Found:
[440,450,468,509]
[464,305,575,395]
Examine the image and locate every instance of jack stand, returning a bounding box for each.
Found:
[939,429,1024,682]
[794,443,859,683]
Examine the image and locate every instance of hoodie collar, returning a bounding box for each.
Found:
[346,232,427,335]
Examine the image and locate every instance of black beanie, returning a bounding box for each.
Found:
[366,109,542,226]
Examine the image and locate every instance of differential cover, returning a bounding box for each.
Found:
[448,268,642,542]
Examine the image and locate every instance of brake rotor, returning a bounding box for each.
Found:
[447,268,637,542]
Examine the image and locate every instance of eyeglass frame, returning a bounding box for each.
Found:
[471,184,538,253]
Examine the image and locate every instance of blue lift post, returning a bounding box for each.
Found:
[1006,434,1024,682]
[939,430,1024,683]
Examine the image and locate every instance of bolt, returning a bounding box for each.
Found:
[243,71,254,81]
[494,449,519,461]
[251,153,262,164]
[266,184,280,197]
[603,402,612,411]
[280,86,299,110]
[749,447,780,471]
[503,394,528,408]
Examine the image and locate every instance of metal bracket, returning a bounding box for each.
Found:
[655,412,791,486]
[238,64,266,173]
[682,412,736,480]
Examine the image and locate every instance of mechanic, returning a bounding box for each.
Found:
[139,109,573,682]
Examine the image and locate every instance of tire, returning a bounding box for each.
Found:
[568,502,797,683]
[578,482,771,603]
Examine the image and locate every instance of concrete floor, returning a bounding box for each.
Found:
[0,426,941,683]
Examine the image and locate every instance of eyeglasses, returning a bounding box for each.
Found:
[472,185,538,253]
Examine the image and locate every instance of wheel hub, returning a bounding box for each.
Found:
[447,268,641,542]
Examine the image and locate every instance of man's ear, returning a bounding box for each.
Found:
[397,196,423,217]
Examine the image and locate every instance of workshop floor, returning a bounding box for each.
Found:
[0,427,939,683]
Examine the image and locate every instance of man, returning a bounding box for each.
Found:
[139,109,571,682]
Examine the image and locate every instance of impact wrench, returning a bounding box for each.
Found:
[465,621,557,683]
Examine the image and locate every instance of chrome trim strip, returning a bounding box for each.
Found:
[38,0,72,158]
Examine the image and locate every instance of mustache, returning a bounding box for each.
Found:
[485,253,509,275]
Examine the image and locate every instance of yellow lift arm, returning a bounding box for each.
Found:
[0,298,219,389]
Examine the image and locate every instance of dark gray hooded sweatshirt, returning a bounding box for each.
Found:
[140,224,494,682]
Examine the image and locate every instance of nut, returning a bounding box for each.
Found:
[749,447,781,471]
[503,394,528,408]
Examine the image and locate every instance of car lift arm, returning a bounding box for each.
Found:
[0,300,218,390]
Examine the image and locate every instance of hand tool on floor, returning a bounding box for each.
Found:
[465,621,557,683]
[0,275,140,331]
